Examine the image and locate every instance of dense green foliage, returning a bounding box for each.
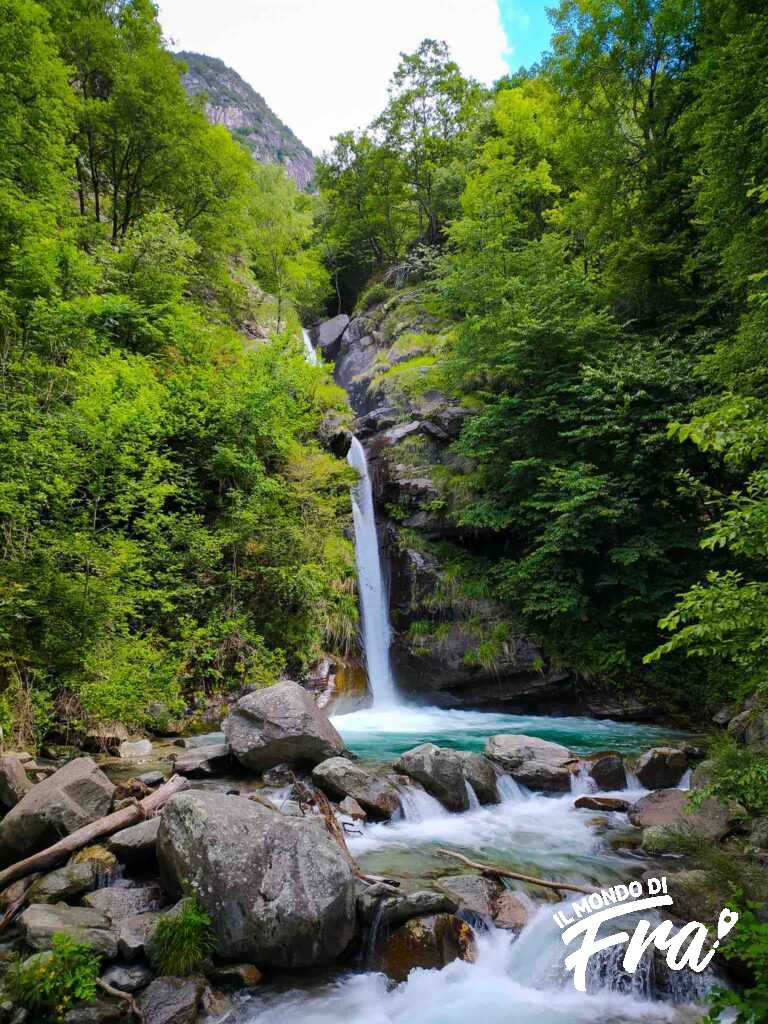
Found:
[150,896,215,976]
[0,0,352,745]
[6,933,100,1022]
[706,904,768,1023]
[319,1,768,716]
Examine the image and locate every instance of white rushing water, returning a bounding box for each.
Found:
[347,436,399,706]
[302,327,319,365]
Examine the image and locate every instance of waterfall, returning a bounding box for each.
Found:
[302,328,318,365]
[570,762,597,796]
[347,436,399,705]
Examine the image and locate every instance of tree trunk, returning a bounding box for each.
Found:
[0,774,189,890]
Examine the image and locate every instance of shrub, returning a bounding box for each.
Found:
[706,904,768,1023]
[5,934,100,1022]
[150,896,215,975]
[355,281,390,312]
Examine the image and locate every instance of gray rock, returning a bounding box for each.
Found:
[663,870,729,924]
[339,796,366,820]
[158,790,356,967]
[138,772,165,787]
[634,747,688,789]
[628,788,746,840]
[728,698,768,751]
[750,817,768,850]
[493,890,535,931]
[312,757,400,819]
[394,744,469,812]
[225,681,344,772]
[313,315,350,360]
[19,903,117,958]
[574,795,631,812]
[117,912,163,960]
[82,723,130,754]
[585,752,626,791]
[484,735,575,792]
[261,763,296,786]
[26,862,98,904]
[0,756,32,809]
[0,757,115,866]
[137,976,204,1024]
[107,817,160,865]
[357,887,457,929]
[118,739,153,759]
[454,751,500,805]
[84,883,164,920]
[173,743,230,777]
[101,962,155,992]
[437,874,502,919]
[176,732,226,749]
[62,999,124,1023]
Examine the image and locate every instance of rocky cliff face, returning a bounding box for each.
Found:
[177,52,315,191]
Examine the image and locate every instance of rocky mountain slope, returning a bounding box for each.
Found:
[177,51,315,190]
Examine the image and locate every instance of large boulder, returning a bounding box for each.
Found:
[0,757,115,866]
[158,791,356,967]
[438,874,502,920]
[484,734,576,792]
[376,913,475,983]
[454,752,500,805]
[311,757,401,819]
[117,912,163,961]
[84,884,164,921]
[172,743,231,777]
[628,788,746,840]
[26,862,99,904]
[584,752,626,791]
[357,885,457,930]
[394,744,469,812]
[0,755,32,809]
[312,315,350,361]
[633,747,688,789]
[224,681,344,772]
[19,903,117,958]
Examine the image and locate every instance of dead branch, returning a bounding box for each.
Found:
[435,849,594,895]
[0,774,189,890]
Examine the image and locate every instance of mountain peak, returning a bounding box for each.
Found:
[176,51,315,191]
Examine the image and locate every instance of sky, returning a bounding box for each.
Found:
[157,1,552,156]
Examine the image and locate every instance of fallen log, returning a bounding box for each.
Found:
[0,873,41,934]
[435,849,594,895]
[0,774,189,890]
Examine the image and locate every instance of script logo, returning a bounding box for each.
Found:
[554,876,738,992]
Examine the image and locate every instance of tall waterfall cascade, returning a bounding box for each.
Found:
[347,436,399,705]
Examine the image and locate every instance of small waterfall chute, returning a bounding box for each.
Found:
[301,327,318,365]
[677,768,692,791]
[498,773,531,803]
[465,780,481,811]
[570,762,597,796]
[397,784,448,822]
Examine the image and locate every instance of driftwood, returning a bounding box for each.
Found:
[0,774,189,890]
[97,978,142,1020]
[0,873,41,934]
[311,787,399,891]
[436,848,594,895]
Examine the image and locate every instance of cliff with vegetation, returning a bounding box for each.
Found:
[177,51,315,190]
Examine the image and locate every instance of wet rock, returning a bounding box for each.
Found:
[84,883,165,921]
[318,410,352,458]
[200,986,232,1019]
[664,870,729,924]
[206,963,263,989]
[138,772,165,787]
[101,962,154,992]
[357,887,457,929]
[312,757,401,819]
[71,844,118,877]
[137,976,204,1024]
[640,825,686,855]
[107,818,160,865]
[19,904,117,958]
[0,758,115,866]
[158,790,356,967]
[26,862,98,903]
[454,752,500,805]
[62,999,123,1023]
[485,735,575,792]
[313,315,349,360]
[584,752,626,791]
[117,912,163,960]
[261,763,296,786]
[173,743,230,777]
[394,744,469,812]
[225,681,345,772]
[377,913,476,983]
[628,788,746,840]
[574,796,631,812]
[118,739,153,759]
[339,796,366,820]
[634,747,688,789]
[0,756,32,809]
[437,874,502,919]
[493,890,535,931]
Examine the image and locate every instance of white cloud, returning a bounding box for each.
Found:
[157,0,509,155]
